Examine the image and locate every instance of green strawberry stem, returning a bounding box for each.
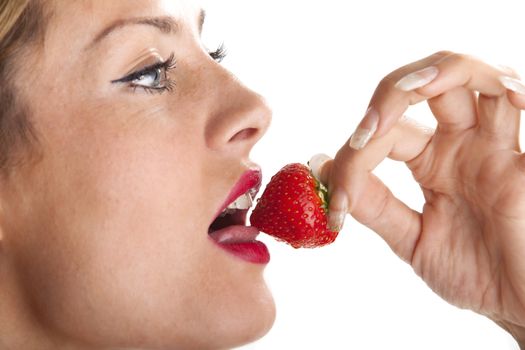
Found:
[310,169,329,212]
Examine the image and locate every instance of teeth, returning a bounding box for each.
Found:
[220,192,254,217]
[228,192,253,210]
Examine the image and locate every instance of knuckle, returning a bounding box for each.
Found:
[448,52,472,66]
[432,50,455,59]
[378,75,392,88]
[377,73,398,91]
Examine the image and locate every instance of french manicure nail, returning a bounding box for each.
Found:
[499,76,525,95]
[327,188,348,232]
[349,107,379,150]
[308,153,331,183]
[395,66,439,91]
[496,64,519,78]
[328,210,346,233]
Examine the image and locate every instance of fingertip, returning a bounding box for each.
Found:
[327,187,349,232]
[308,153,332,184]
[499,76,525,95]
[500,74,525,109]
[394,66,440,92]
[369,108,398,140]
[496,64,521,80]
[506,89,525,111]
[349,107,379,150]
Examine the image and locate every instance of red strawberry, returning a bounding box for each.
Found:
[250,163,339,248]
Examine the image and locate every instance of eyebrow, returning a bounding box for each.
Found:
[88,9,206,50]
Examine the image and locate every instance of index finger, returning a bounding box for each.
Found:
[355,51,521,148]
[312,117,433,261]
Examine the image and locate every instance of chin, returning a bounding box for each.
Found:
[218,287,276,350]
[154,279,276,350]
[195,278,276,350]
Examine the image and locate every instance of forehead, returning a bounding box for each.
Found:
[157,0,203,17]
[66,0,203,16]
[49,0,203,33]
[41,0,204,60]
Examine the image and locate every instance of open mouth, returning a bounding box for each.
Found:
[208,209,249,235]
[207,169,270,264]
[208,189,255,237]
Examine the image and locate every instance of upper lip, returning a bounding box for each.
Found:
[211,168,262,225]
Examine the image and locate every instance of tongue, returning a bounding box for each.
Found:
[209,225,260,244]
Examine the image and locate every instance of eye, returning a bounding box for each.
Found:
[132,67,165,89]
[111,53,176,94]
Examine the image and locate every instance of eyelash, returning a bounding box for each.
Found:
[111,53,176,94]
[209,43,227,63]
[112,44,228,95]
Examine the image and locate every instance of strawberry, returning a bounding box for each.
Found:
[250,163,339,248]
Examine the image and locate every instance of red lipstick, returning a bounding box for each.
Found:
[208,168,270,264]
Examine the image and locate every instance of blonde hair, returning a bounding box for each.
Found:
[0,0,47,171]
[0,0,30,44]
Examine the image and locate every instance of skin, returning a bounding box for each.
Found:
[321,51,525,348]
[3,1,525,349]
[0,1,274,349]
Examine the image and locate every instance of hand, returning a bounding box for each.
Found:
[314,51,525,346]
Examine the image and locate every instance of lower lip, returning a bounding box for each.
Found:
[211,237,270,265]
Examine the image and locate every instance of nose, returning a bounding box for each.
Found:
[203,64,272,154]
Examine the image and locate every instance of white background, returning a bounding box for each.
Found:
[201,1,525,349]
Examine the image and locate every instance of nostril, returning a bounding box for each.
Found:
[228,128,258,143]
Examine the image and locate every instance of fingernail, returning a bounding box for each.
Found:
[349,107,379,150]
[395,66,439,91]
[327,188,348,232]
[308,153,331,183]
[499,76,525,95]
[496,64,519,78]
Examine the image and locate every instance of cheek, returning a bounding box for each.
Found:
[14,132,274,348]
[26,140,209,334]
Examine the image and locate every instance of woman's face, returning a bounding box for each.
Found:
[2,0,274,349]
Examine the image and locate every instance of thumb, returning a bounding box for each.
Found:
[308,154,348,232]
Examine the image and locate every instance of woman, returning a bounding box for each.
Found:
[1,0,525,349]
[0,1,274,349]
